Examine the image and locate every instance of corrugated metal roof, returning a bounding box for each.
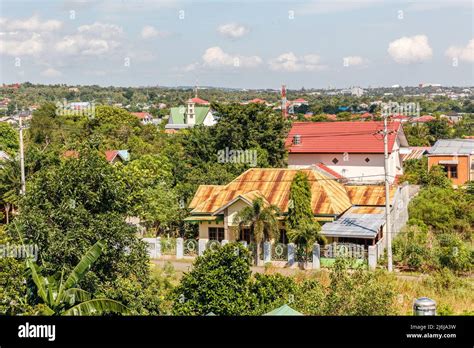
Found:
[345,185,396,206]
[321,206,386,238]
[286,121,402,154]
[428,139,474,155]
[190,168,353,216]
[401,146,430,161]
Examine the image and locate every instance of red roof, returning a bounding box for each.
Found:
[360,112,373,118]
[189,97,209,105]
[131,112,151,119]
[314,162,344,179]
[286,121,400,154]
[412,115,435,123]
[292,98,308,103]
[248,98,266,104]
[105,150,119,162]
[392,114,409,121]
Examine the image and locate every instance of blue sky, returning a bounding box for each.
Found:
[0,0,473,88]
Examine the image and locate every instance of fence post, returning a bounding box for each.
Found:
[312,243,320,269]
[287,243,295,266]
[176,238,184,259]
[198,238,208,256]
[368,245,377,270]
[221,239,229,246]
[263,242,271,263]
[156,237,161,258]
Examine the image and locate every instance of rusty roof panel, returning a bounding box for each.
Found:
[190,168,353,216]
[345,186,396,206]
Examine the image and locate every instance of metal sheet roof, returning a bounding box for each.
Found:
[190,168,353,216]
[428,139,474,155]
[345,185,396,206]
[321,206,385,239]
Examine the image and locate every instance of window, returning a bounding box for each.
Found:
[209,227,225,242]
[279,229,288,244]
[332,158,339,164]
[365,157,370,163]
[239,228,251,243]
[449,165,458,179]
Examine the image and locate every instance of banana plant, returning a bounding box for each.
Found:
[26,240,128,315]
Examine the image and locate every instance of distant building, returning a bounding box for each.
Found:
[131,112,154,125]
[286,121,409,183]
[351,87,365,97]
[165,98,217,130]
[428,139,474,186]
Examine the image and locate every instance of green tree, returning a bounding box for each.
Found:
[233,198,280,264]
[171,243,253,315]
[26,240,128,315]
[0,123,19,155]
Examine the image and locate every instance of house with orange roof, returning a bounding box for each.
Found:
[185,168,402,249]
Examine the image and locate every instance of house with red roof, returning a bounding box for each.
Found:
[130,112,154,125]
[410,115,435,124]
[189,97,210,105]
[286,121,409,183]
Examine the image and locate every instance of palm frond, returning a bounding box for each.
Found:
[25,259,49,304]
[63,240,106,290]
[62,299,128,316]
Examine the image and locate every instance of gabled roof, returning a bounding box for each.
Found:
[168,106,211,126]
[105,150,129,163]
[131,112,152,119]
[313,162,344,179]
[286,121,405,154]
[190,168,352,216]
[401,146,430,161]
[428,139,474,155]
[264,304,303,316]
[412,115,435,123]
[189,97,209,105]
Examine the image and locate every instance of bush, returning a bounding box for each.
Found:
[171,243,253,315]
[434,234,472,273]
[249,273,297,315]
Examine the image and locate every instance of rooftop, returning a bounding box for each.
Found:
[286,121,406,154]
[428,139,474,155]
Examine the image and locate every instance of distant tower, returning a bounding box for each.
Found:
[281,84,287,117]
[186,98,196,126]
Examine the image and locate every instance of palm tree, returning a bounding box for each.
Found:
[26,240,128,315]
[233,197,280,265]
[287,221,326,268]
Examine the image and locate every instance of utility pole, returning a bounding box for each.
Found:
[383,114,393,272]
[18,109,26,195]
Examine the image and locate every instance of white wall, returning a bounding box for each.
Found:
[203,110,217,126]
[288,146,402,183]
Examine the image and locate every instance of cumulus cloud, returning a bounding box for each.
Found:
[55,22,123,56]
[217,23,249,39]
[0,32,44,56]
[388,35,433,64]
[202,46,262,68]
[41,67,62,77]
[0,15,62,32]
[141,25,168,39]
[343,55,366,66]
[445,39,474,63]
[269,52,325,72]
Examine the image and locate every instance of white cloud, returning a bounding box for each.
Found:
[41,67,62,77]
[269,52,325,72]
[343,55,366,66]
[388,35,433,64]
[0,32,44,56]
[445,39,474,63]
[217,23,249,39]
[141,25,168,39]
[0,15,62,32]
[55,22,123,56]
[202,46,262,68]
